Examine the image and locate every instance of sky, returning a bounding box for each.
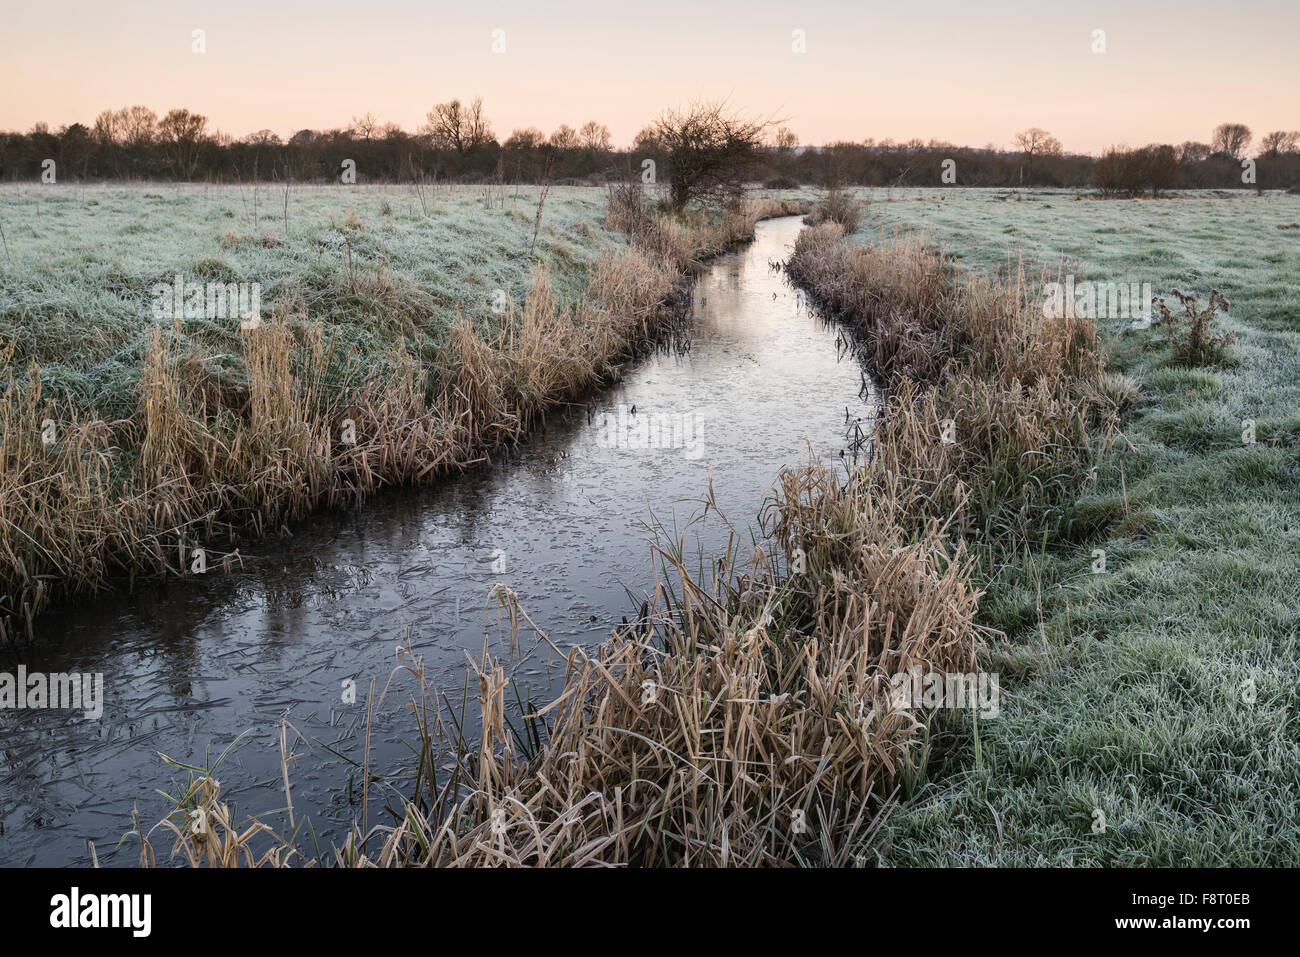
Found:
[1,0,1296,154]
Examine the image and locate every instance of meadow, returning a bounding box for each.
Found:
[847,187,1300,865]
[1,182,617,425]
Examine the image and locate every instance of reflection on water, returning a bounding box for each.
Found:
[0,216,876,866]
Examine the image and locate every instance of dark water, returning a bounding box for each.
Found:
[0,216,876,866]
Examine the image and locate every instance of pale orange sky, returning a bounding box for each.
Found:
[2,0,1296,153]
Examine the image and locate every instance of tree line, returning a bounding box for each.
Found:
[2,100,1296,193]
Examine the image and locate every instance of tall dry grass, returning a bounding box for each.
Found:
[787,219,1113,542]
[803,188,865,233]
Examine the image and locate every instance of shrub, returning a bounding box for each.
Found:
[1094,145,1180,197]
[651,100,772,211]
[804,189,865,233]
[1155,288,1235,364]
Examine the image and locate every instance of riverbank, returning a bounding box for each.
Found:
[0,183,805,639]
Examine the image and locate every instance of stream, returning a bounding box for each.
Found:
[0,215,877,866]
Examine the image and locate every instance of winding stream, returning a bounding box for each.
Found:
[0,215,876,866]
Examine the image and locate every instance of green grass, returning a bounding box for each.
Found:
[0,183,619,419]
[846,187,1300,866]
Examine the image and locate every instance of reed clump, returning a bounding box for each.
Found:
[803,188,865,234]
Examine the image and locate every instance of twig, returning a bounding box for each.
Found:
[529,155,554,258]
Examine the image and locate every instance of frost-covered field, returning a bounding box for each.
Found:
[841,187,1300,865]
[0,183,619,418]
[847,187,1299,330]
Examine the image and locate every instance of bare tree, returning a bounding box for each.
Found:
[92,110,119,146]
[1211,123,1252,160]
[773,127,799,151]
[426,97,493,153]
[549,124,579,149]
[243,129,282,146]
[1146,144,1179,197]
[651,100,774,210]
[92,111,124,177]
[463,99,493,150]
[504,127,546,150]
[1177,141,1211,163]
[1259,130,1299,157]
[116,105,158,151]
[351,112,379,142]
[1013,127,1063,180]
[158,108,207,178]
[579,121,612,152]
[632,126,659,151]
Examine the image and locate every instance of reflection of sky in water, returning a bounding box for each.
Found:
[0,216,876,866]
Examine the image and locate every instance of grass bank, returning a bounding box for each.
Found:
[0,183,802,639]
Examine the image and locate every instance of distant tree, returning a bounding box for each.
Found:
[651,100,773,210]
[426,98,493,154]
[631,126,660,151]
[288,129,316,147]
[1094,146,1132,195]
[1013,127,1063,181]
[1146,144,1179,196]
[92,110,119,145]
[243,129,282,146]
[774,127,799,151]
[1210,122,1252,160]
[116,106,158,151]
[91,111,124,177]
[549,124,580,149]
[158,108,207,177]
[504,127,546,150]
[1177,141,1211,163]
[56,123,93,173]
[579,121,612,152]
[350,112,379,142]
[1094,144,1178,197]
[1259,130,1299,157]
